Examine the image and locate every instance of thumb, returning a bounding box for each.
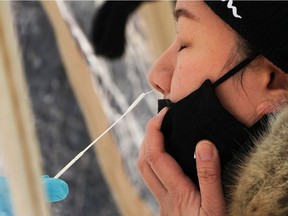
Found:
[195,140,226,215]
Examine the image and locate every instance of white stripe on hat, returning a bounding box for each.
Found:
[222,0,242,19]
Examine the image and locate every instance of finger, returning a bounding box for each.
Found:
[196,140,226,215]
[138,108,169,199]
[42,176,69,202]
[145,108,198,195]
[137,136,167,199]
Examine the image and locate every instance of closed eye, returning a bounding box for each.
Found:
[178,45,187,52]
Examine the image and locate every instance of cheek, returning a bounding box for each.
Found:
[169,55,225,102]
[232,95,259,126]
[216,79,262,126]
[169,59,204,102]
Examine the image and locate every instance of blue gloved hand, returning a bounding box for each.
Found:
[0,176,69,216]
[42,175,69,202]
[0,177,13,216]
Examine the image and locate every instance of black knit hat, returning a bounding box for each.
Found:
[205,1,288,73]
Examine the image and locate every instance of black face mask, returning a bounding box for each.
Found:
[158,57,268,187]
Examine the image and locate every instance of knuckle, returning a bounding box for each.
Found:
[137,146,145,172]
[198,167,219,184]
[137,156,152,180]
[159,202,171,216]
[137,157,145,172]
[145,147,159,166]
[137,160,149,179]
[137,144,159,172]
[169,185,191,208]
[146,118,157,132]
[170,191,183,209]
[202,206,221,216]
[141,117,163,167]
[159,208,167,216]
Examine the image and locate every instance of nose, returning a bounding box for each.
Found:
[147,43,176,97]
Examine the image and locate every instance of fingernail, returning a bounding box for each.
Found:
[158,107,168,116]
[196,141,215,161]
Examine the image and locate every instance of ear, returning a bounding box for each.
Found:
[255,60,288,117]
[267,69,288,91]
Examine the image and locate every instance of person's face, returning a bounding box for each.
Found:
[148,0,288,126]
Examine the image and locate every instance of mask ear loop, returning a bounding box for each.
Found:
[212,56,257,88]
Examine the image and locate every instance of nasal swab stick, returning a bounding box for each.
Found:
[54,90,154,179]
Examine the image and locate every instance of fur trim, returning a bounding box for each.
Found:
[228,107,288,215]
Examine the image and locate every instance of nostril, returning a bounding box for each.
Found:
[155,84,166,95]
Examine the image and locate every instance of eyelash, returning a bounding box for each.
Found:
[178,45,187,52]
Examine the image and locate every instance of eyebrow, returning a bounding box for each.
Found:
[173,8,199,22]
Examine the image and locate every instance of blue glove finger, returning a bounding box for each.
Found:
[42,175,69,202]
[0,175,69,216]
[0,177,14,216]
